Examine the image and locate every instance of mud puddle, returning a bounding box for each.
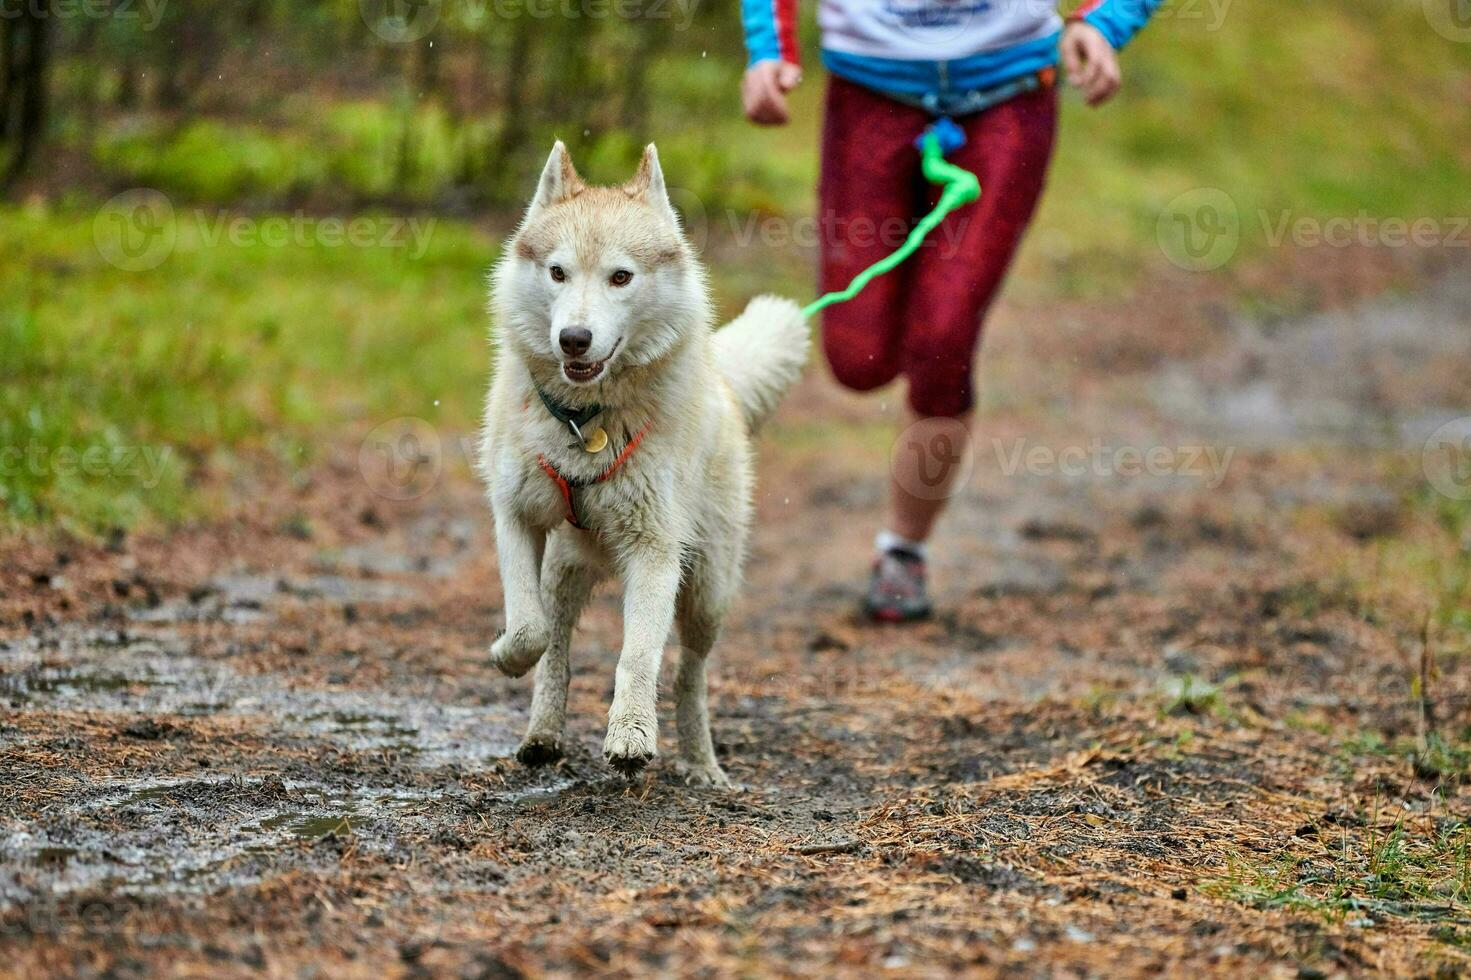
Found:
[0,775,447,904]
[0,628,522,763]
[128,571,416,625]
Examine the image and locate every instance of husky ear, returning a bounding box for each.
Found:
[531,140,583,211]
[626,143,680,229]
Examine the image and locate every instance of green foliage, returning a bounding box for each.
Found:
[0,204,493,534]
[5,0,1471,530]
[1160,674,1225,718]
[95,120,321,202]
[85,93,807,218]
[1415,733,1471,785]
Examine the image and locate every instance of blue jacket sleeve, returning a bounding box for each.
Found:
[1074,0,1165,49]
[742,0,799,66]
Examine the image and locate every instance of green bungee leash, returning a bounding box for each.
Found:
[801,117,980,320]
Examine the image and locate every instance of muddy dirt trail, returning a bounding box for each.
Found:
[4,265,1471,977]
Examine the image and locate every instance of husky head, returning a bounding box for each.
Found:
[495,141,707,391]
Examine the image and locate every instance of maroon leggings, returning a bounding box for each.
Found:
[818,75,1057,417]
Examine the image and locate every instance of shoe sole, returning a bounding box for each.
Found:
[862,600,933,624]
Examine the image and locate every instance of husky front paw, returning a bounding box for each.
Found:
[674,758,734,789]
[603,717,657,777]
[516,733,564,768]
[490,619,550,678]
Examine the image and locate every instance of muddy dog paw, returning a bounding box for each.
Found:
[515,734,564,768]
[489,619,550,678]
[603,718,656,777]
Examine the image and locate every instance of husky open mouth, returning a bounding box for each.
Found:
[562,339,621,384]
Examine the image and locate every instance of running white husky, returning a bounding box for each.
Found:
[477,141,808,785]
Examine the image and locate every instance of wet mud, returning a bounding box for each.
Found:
[3,261,1470,976]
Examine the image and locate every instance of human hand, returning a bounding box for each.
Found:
[742,59,803,126]
[1061,21,1121,106]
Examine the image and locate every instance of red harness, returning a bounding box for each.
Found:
[536,419,653,530]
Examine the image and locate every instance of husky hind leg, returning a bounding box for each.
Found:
[672,550,736,788]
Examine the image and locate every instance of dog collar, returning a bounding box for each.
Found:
[535,385,604,450]
[537,418,654,531]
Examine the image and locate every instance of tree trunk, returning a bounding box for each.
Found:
[486,16,534,194]
[0,17,12,143]
[116,56,139,110]
[1,7,49,187]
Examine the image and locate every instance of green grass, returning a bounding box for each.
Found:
[1159,674,1227,719]
[1328,727,1471,788]
[1208,809,1471,929]
[1332,490,1471,671]
[1015,1,1471,297]
[0,203,494,534]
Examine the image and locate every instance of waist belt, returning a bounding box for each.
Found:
[885,67,1055,117]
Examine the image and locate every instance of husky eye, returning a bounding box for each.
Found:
[609,270,633,287]
[549,265,566,283]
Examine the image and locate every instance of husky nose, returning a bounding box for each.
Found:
[559,326,593,358]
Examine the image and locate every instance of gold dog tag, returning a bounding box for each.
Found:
[582,426,608,454]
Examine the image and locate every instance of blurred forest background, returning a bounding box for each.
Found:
[1,0,1469,532]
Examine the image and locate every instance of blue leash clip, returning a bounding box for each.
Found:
[915,116,966,156]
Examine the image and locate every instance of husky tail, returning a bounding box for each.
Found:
[713,295,810,433]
